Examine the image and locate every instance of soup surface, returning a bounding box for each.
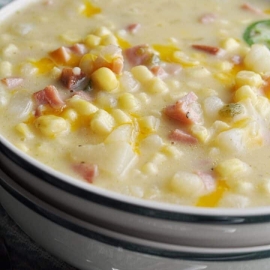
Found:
[1,0,270,208]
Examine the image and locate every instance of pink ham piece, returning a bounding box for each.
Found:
[150,65,167,78]
[241,3,262,14]
[125,44,155,66]
[196,171,216,192]
[60,67,89,90]
[169,129,198,144]
[69,43,88,55]
[1,77,23,89]
[50,46,71,64]
[126,23,141,34]
[192,44,222,55]
[73,163,98,183]
[199,13,217,24]
[164,92,202,125]
[33,85,65,109]
[90,45,124,75]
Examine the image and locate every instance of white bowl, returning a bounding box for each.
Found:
[2,127,270,270]
[1,0,270,269]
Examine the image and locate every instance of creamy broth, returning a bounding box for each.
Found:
[1,0,270,207]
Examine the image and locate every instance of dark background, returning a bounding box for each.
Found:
[0,204,77,270]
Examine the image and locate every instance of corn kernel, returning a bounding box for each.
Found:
[191,125,208,143]
[137,92,150,104]
[172,51,200,66]
[95,91,117,109]
[212,120,230,134]
[93,26,112,37]
[15,123,34,139]
[60,31,81,44]
[111,109,132,125]
[235,70,263,88]
[142,162,158,175]
[15,142,29,152]
[244,44,270,74]
[35,115,70,137]
[0,61,12,77]
[255,96,270,118]
[101,34,118,46]
[91,67,119,92]
[221,38,240,51]
[67,96,98,116]
[50,66,62,79]
[186,66,211,78]
[61,108,78,122]
[131,65,154,84]
[161,144,183,158]
[118,93,140,112]
[145,77,168,94]
[169,171,204,197]
[234,85,257,102]
[79,53,97,76]
[85,34,101,48]
[138,115,160,133]
[19,62,38,77]
[215,158,250,180]
[216,61,233,72]
[151,152,167,165]
[90,109,115,135]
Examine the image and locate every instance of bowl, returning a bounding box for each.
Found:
[2,113,270,270]
[1,0,270,269]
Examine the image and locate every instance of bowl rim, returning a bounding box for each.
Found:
[3,172,270,262]
[2,135,270,223]
[1,0,270,222]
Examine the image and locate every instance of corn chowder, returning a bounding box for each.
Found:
[1,0,270,208]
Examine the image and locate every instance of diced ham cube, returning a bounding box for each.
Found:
[69,43,88,55]
[199,13,217,24]
[50,46,71,64]
[60,67,89,90]
[241,3,262,14]
[150,65,167,78]
[192,44,222,55]
[1,77,23,89]
[126,23,141,34]
[73,163,98,183]
[111,57,124,74]
[164,92,202,125]
[169,129,198,144]
[90,45,124,75]
[33,85,65,109]
[125,44,154,66]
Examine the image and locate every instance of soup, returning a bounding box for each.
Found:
[1,0,270,208]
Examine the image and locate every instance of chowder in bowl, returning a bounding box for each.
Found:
[1,0,270,208]
[2,0,270,269]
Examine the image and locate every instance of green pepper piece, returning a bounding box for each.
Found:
[243,20,270,49]
[219,103,244,118]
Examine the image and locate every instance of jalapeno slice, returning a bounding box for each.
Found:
[243,20,270,48]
